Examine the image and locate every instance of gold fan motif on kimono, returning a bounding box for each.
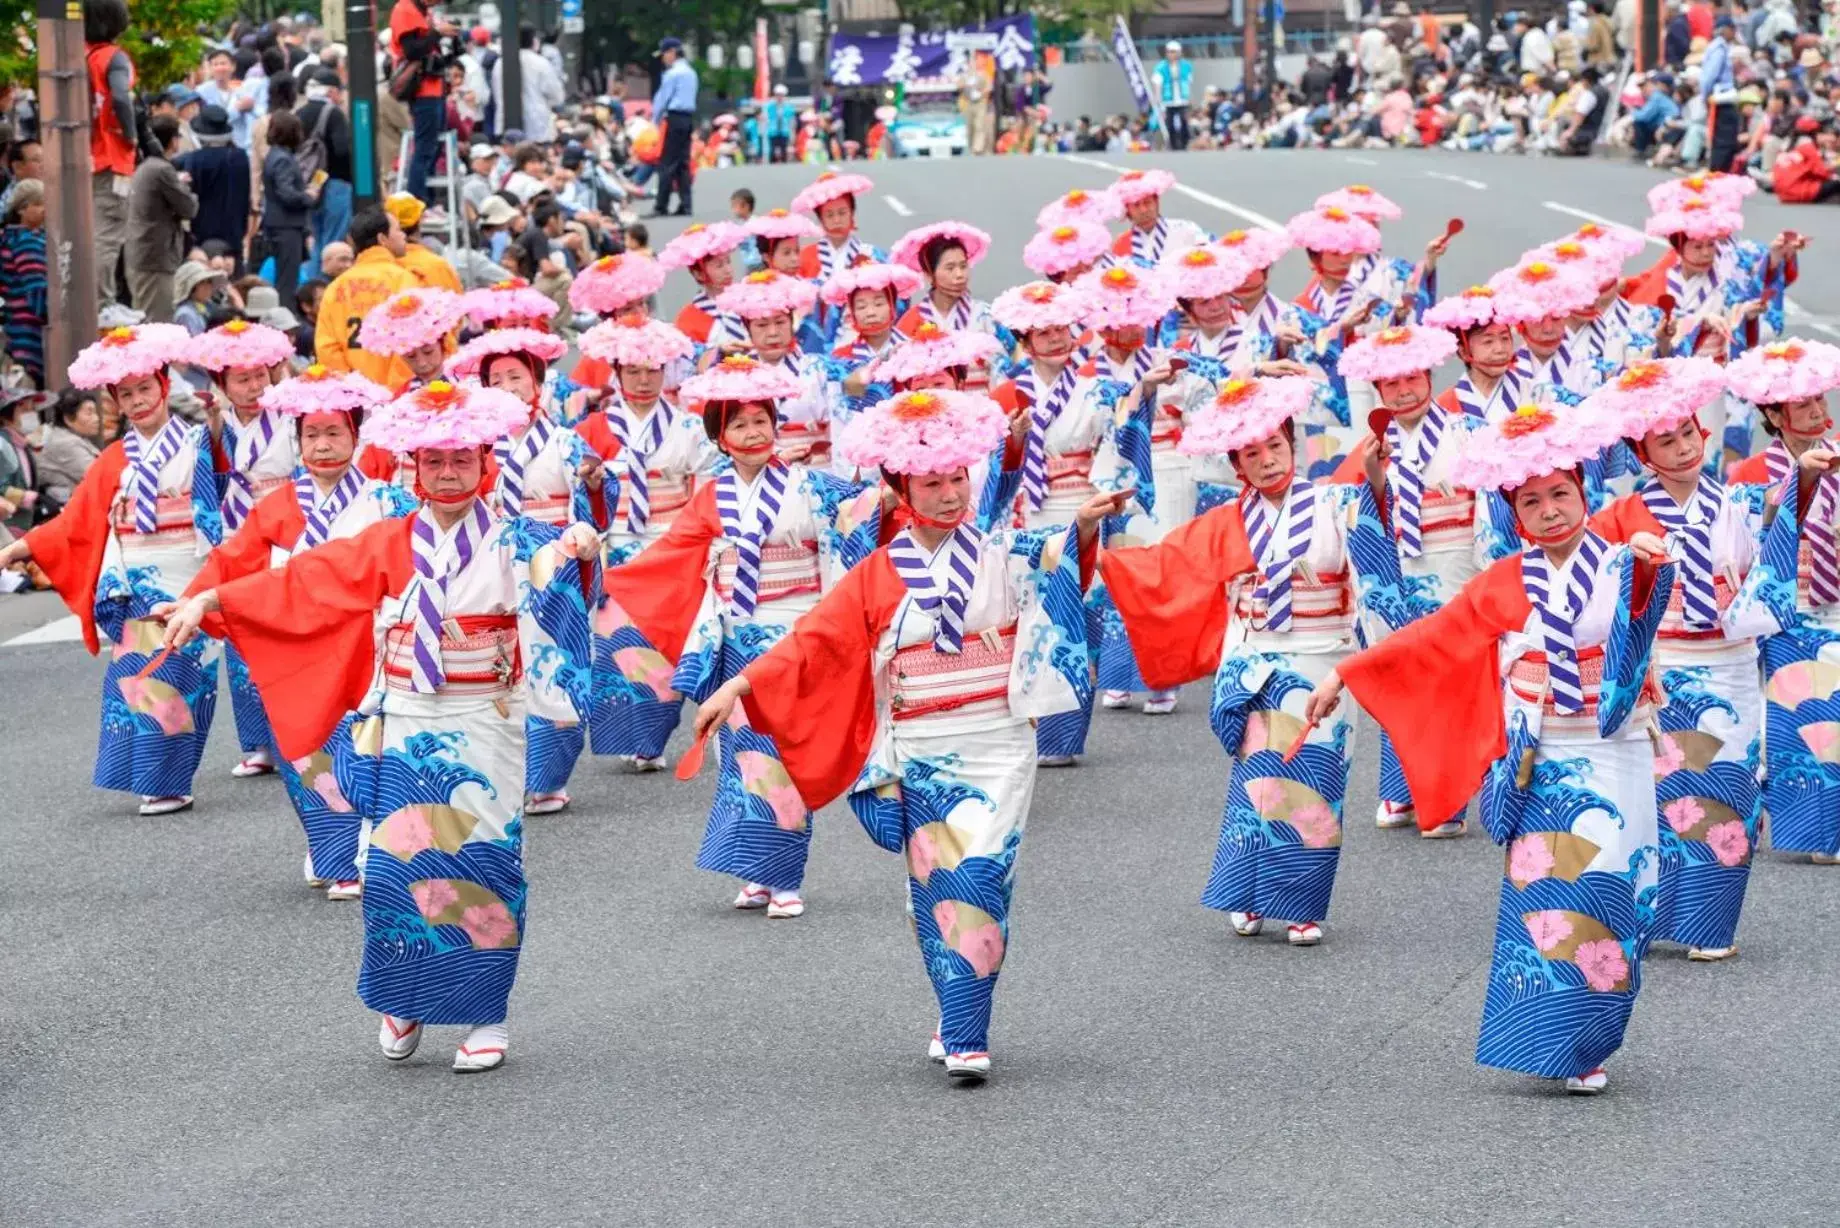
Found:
[528,540,563,591]
[932,899,1006,978]
[1766,658,1840,709]
[371,803,486,860]
[1520,909,1632,992]
[1660,795,1742,843]
[1241,776,1342,848]
[350,715,385,757]
[1657,729,1723,776]
[1240,709,1310,759]
[408,878,521,949]
[1504,831,1600,885]
[116,674,195,735]
[907,820,973,884]
[114,617,167,660]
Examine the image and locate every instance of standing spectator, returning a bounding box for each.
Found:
[196,46,264,151]
[297,68,353,282]
[1153,42,1193,150]
[0,390,37,535]
[1702,17,1741,171]
[0,178,46,388]
[766,84,795,162]
[259,109,318,314]
[384,192,462,293]
[459,26,495,126]
[1584,1,1619,67]
[34,388,104,509]
[315,206,418,386]
[494,26,565,143]
[1664,1,1692,66]
[176,106,252,274]
[124,115,198,323]
[651,37,698,217]
[150,86,202,154]
[389,0,456,205]
[1519,16,1556,75]
[83,0,136,306]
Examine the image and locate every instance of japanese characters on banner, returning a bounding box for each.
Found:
[826,15,1035,87]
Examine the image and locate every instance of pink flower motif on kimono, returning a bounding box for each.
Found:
[1772,664,1815,711]
[737,750,807,832]
[1802,722,1840,760]
[1524,909,1574,954]
[1243,777,1285,817]
[1707,820,1750,867]
[1290,802,1339,849]
[311,771,354,813]
[378,807,436,860]
[1573,937,1630,992]
[933,900,1006,978]
[410,877,459,919]
[908,825,943,882]
[594,595,635,637]
[1664,796,1705,835]
[460,900,520,949]
[1653,733,1686,778]
[1508,834,1556,888]
[144,692,196,736]
[612,646,676,701]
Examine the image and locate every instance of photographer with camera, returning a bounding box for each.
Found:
[388,0,459,204]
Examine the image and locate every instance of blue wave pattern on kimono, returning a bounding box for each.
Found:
[94,563,219,799]
[280,713,367,881]
[588,533,686,760]
[1652,667,1761,949]
[510,518,596,793]
[697,631,813,892]
[1082,381,1159,699]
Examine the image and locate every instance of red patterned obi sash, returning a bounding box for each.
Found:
[1233,571,1353,635]
[890,625,1016,723]
[382,613,520,696]
[112,491,196,548]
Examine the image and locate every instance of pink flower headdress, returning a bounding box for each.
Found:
[1338,324,1459,382]
[1487,260,1599,325]
[360,378,532,453]
[677,354,804,406]
[1284,206,1382,256]
[1530,238,1621,288]
[819,261,924,308]
[1423,284,1506,332]
[1022,222,1112,277]
[717,269,820,320]
[991,280,1089,333]
[1109,168,1176,205]
[1161,244,1253,302]
[186,319,295,372]
[1214,226,1294,273]
[1314,183,1402,222]
[1648,171,1756,214]
[444,327,569,381]
[1725,338,1840,406]
[745,208,824,243]
[1579,356,1728,439]
[657,221,748,271]
[567,252,668,316]
[835,388,1008,475]
[868,322,1003,385]
[69,323,192,389]
[1178,376,1318,457]
[1561,221,1649,267]
[459,278,558,330]
[1450,400,1623,493]
[890,221,993,273]
[790,169,876,215]
[258,362,391,419]
[1036,186,1123,229]
[1645,200,1744,242]
[1075,263,1177,330]
[578,314,697,369]
[358,288,463,355]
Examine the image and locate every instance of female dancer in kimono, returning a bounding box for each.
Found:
[1584,357,1764,959]
[1424,286,1529,422]
[1108,169,1208,265]
[160,378,600,1072]
[688,386,1128,1081]
[744,209,824,328]
[821,262,922,426]
[602,356,882,919]
[867,323,1014,526]
[659,221,749,349]
[1628,196,1797,361]
[1283,207,1381,432]
[790,169,885,346]
[1216,227,1313,370]
[185,318,299,778]
[564,253,670,394]
[574,314,718,773]
[1334,322,1516,836]
[1721,339,1840,862]
[714,270,838,468]
[890,222,1002,347]
[989,278,1162,763]
[1304,400,1673,1095]
[1313,184,1447,327]
[446,326,603,807]
[1022,221,1112,287]
[459,277,561,335]
[0,324,222,816]
[1487,258,1599,402]
[1533,227,1658,396]
[357,287,463,397]
[1104,375,1409,945]
[171,365,415,899]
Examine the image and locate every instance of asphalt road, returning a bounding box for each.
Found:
[7,149,1840,1228]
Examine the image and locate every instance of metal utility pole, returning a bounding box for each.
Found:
[1263,0,1278,119]
[1638,0,1660,70]
[36,0,95,389]
[559,0,583,93]
[348,0,380,211]
[1243,4,1260,121]
[501,0,525,133]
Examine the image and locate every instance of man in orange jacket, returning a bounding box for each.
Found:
[314,207,419,389]
[384,192,464,293]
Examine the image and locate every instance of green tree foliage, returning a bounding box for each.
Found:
[0,0,239,92]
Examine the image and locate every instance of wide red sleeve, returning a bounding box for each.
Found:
[599,482,722,663]
[1588,492,1666,543]
[23,443,128,655]
[1620,250,1676,307]
[674,303,713,344]
[207,517,415,760]
[893,305,925,338]
[740,552,906,811]
[570,353,612,391]
[1338,555,1530,831]
[573,413,622,529]
[1726,451,1770,485]
[357,445,399,482]
[1099,501,1258,691]
[1110,231,1132,258]
[187,484,303,596]
[797,244,822,280]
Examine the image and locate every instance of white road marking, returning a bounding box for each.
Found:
[1541,200,1664,246]
[2,614,81,647]
[1342,155,1378,166]
[883,194,913,217]
[1427,171,1487,190]
[1057,153,1284,231]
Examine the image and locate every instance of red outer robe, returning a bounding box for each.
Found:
[598,481,725,667]
[571,411,624,530]
[674,302,715,345]
[23,442,131,655]
[570,354,613,391]
[1589,492,1668,543]
[1109,230,1138,259]
[203,517,417,761]
[1098,501,1258,693]
[797,241,852,281]
[186,482,307,596]
[893,305,928,337]
[1726,450,1773,486]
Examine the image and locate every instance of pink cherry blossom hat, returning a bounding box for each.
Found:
[745,208,823,243]
[1161,244,1253,302]
[567,252,669,316]
[1487,260,1599,325]
[460,278,558,330]
[1178,376,1318,457]
[1645,201,1744,242]
[868,323,1003,385]
[360,378,532,452]
[259,362,391,419]
[444,327,569,381]
[186,318,296,372]
[890,221,993,274]
[358,288,464,356]
[1579,356,1728,439]
[1423,284,1506,332]
[1561,221,1650,267]
[790,169,876,215]
[1530,238,1622,288]
[578,315,697,369]
[1109,167,1176,205]
[819,261,924,308]
[1647,171,1756,214]
[1450,400,1624,493]
[991,280,1090,334]
[1338,324,1459,383]
[716,269,820,320]
[1214,226,1294,274]
[69,323,193,389]
[1725,338,1840,406]
[1285,206,1382,256]
[1036,186,1124,229]
[1022,222,1112,277]
[835,388,1008,475]
[1075,263,1177,330]
[678,354,805,406]
[658,221,748,271]
[1314,183,1402,222]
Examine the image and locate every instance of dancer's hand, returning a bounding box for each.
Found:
[1075,487,1133,532]
[560,522,602,562]
[1627,531,1671,565]
[692,675,751,743]
[160,592,217,651]
[1304,670,1345,724]
[1800,447,1840,474]
[0,537,29,569]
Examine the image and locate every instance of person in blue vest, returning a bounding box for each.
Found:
[765,83,796,163]
[1152,41,1193,151]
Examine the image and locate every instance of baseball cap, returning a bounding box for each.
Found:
[1797,113,1822,132]
[469,142,495,160]
[478,196,518,226]
[384,192,426,229]
[471,25,490,44]
[164,84,200,106]
[659,36,683,53]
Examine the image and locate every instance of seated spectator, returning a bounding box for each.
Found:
[1772,116,1840,201]
[293,278,326,358]
[1629,72,1682,155]
[0,388,39,535]
[171,260,223,337]
[34,387,103,510]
